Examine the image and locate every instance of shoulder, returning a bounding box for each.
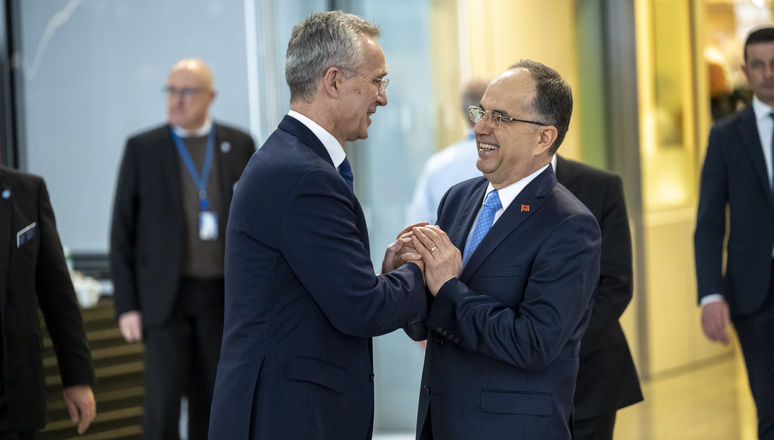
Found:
[124,124,171,152]
[214,122,254,142]
[550,182,598,221]
[0,166,44,195]
[557,156,620,186]
[710,106,752,137]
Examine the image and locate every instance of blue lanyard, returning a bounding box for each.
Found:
[170,126,215,211]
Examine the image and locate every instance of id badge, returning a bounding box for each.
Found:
[199,211,218,240]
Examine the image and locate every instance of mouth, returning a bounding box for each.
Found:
[478,142,499,151]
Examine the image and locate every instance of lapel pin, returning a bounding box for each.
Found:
[220,141,231,153]
[521,205,529,212]
[2,189,10,199]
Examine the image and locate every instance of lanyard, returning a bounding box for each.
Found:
[170,126,215,211]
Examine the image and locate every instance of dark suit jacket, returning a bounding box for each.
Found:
[555,155,643,420]
[208,115,427,440]
[0,167,95,431]
[415,166,601,440]
[110,122,254,328]
[695,106,773,316]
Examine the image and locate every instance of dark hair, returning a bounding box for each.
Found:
[508,59,573,154]
[285,11,380,103]
[744,27,774,63]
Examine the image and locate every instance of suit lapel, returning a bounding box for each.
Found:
[278,115,335,168]
[0,170,12,305]
[449,182,487,250]
[460,167,557,281]
[161,126,185,226]
[737,108,772,200]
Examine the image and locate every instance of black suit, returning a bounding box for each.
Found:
[695,105,774,439]
[555,156,643,439]
[110,122,254,439]
[0,166,95,434]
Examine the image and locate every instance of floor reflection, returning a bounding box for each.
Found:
[615,349,756,440]
[373,348,757,440]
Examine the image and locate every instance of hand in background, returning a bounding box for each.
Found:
[62,385,96,434]
[701,300,731,345]
[118,311,143,343]
[381,222,429,274]
[411,225,461,295]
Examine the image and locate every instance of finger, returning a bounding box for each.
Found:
[418,226,443,246]
[411,235,434,260]
[398,222,429,239]
[65,398,78,424]
[412,228,438,258]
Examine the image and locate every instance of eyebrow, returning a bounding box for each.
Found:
[479,104,512,117]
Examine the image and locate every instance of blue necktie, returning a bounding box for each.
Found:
[462,190,502,266]
[770,113,774,196]
[339,157,354,190]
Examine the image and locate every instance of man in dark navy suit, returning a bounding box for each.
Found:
[407,60,601,440]
[208,11,449,440]
[695,26,774,440]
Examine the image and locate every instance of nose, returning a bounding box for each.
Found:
[377,89,388,106]
[473,117,491,136]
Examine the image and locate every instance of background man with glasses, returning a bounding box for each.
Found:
[208,11,453,439]
[405,59,601,440]
[110,58,255,439]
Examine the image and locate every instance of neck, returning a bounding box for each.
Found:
[290,101,345,148]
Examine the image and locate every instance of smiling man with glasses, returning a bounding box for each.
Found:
[405,59,601,440]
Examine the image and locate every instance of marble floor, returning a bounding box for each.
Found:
[374,349,758,440]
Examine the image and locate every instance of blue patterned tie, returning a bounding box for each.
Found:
[462,190,502,266]
[339,157,354,190]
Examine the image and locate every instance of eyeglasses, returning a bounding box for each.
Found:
[338,67,389,93]
[163,86,208,98]
[468,106,547,128]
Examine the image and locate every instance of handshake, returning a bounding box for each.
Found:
[381,222,462,296]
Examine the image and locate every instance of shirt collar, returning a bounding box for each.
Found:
[288,110,346,168]
[485,163,550,212]
[171,117,212,138]
[752,95,774,122]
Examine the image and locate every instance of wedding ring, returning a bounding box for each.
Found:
[430,246,437,252]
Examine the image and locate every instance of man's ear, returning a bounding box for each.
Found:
[322,66,342,97]
[534,125,558,156]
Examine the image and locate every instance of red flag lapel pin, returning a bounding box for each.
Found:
[521,205,530,212]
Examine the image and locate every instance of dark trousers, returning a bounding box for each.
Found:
[142,278,224,440]
[734,265,774,440]
[574,412,616,440]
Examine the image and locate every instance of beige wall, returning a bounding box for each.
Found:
[430,0,581,159]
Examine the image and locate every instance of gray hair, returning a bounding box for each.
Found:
[286,11,381,103]
[509,59,573,154]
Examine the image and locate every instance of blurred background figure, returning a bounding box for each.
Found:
[1,166,96,439]
[406,78,491,225]
[554,155,643,440]
[110,58,255,440]
[695,27,774,440]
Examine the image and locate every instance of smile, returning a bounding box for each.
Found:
[479,143,498,151]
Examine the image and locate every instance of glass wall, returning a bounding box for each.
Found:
[13,0,437,434]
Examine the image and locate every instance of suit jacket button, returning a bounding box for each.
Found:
[453,338,460,344]
[435,337,444,345]
[437,326,443,333]
[442,330,449,336]
[448,333,455,340]
[370,373,375,382]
